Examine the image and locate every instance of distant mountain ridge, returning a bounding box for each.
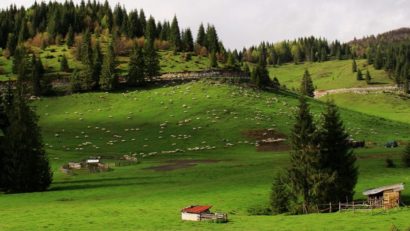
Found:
[349,27,410,56]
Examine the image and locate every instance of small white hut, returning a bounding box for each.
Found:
[181,205,212,221]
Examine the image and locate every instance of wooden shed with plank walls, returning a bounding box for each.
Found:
[362,183,404,209]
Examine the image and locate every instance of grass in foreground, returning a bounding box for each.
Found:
[0,81,409,230]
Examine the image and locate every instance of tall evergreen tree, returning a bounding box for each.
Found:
[31,55,44,96]
[365,69,372,84]
[300,70,315,97]
[170,15,181,52]
[206,25,219,52]
[402,142,410,168]
[60,55,69,72]
[92,42,103,89]
[6,33,17,56]
[209,51,218,68]
[81,29,92,65]
[144,42,160,80]
[2,84,52,193]
[317,101,358,203]
[12,45,26,75]
[356,69,363,80]
[196,23,206,47]
[288,97,321,213]
[128,45,145,86]
[100,41,117,90]
[352,59,357,73]
[182,28,194,52]
[66,25,74,47]
[145,16,156,45]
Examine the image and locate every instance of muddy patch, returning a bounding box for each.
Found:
[144,159,220,172]
[242,129,290,152]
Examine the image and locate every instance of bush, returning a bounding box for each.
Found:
[247,204,271,215]
[385,158,396,168]
[270,172,294,214]
[402,142,410,167]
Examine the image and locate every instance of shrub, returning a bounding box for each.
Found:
[247,204,271,215]
[270,172,294,214]
[385,158,396,168]
[402,142,410,167]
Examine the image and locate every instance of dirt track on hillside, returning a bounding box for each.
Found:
[314,86,399,98]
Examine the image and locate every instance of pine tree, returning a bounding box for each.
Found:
[170,15,181,52]
[206,25,219,52]
[100,41,117,91]
[128,45,145,86]
[31,55,44,96]
[144,42,160,80]
[6,33,17,56]
[145,16,156,45]
[196,23,206,47]
[209,51,218,68]
[365,69,372,84]
[12,45,26,75]
[66,25,74,47]
[81,29,92,65]
[92,42,103,89]
[253,46,271,88]
[402,142,410,167]
[60,55,69,72]
[352,59,357,73]
[2,84,52,193]
[317,101,357,203]
[287,97,321,213]
[70,69,83,92]
[300,70,315,97]
[357,69,363,80]
[270,172,294,214]
[182,28,194,52]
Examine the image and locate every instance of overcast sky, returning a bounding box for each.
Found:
[1,0,409,49]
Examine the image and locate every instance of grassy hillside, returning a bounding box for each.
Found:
[0,81,410,230]
[322,92,410,125]
[269,59,394,91]
[0,44,217,82]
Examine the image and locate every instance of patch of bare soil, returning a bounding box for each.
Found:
[242,129,290,152]
[144,159,220,172]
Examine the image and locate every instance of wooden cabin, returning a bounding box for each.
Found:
[181,205,228,222]
[363,183,404,209]
[181,205,212,221]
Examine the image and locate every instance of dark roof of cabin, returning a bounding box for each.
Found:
[363,183,404,196]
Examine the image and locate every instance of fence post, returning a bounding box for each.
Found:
[339,202,341,212]
[329,202,332,213]
[353,201,355,213]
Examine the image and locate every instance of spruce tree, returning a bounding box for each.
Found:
[128,45,145,86]
[12,45,26,75]
[196,23,206,47]
[81,29,92,65]
[270,172,294,214]
[356,69,363,80]
[402,142,410,167]
[145,16,156,45]
[317,101,358,203]
[182,28,194,52]
[170,15,181,52]
[2,84,52,193]
[66,25,74,47]
[365,69,372,84]
[92,42,103,89]
[60,55,69,72]
[6,33,17,56]
[287,97,321,212]
[70,69,83,92]
[209,51,218,68]
[100,41,117,91]
[144,42,160,80]
[352,59,357,73]
[31,55,44,96]
[300,70,315,97]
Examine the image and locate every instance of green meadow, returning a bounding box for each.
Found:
[0,81,410,230]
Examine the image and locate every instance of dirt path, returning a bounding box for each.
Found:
[314,86,399,98]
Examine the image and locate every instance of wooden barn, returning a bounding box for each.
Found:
[363,183,404,209]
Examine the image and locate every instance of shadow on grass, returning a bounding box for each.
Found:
[50,175,172,191]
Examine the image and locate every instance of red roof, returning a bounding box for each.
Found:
[181,205,212,214]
